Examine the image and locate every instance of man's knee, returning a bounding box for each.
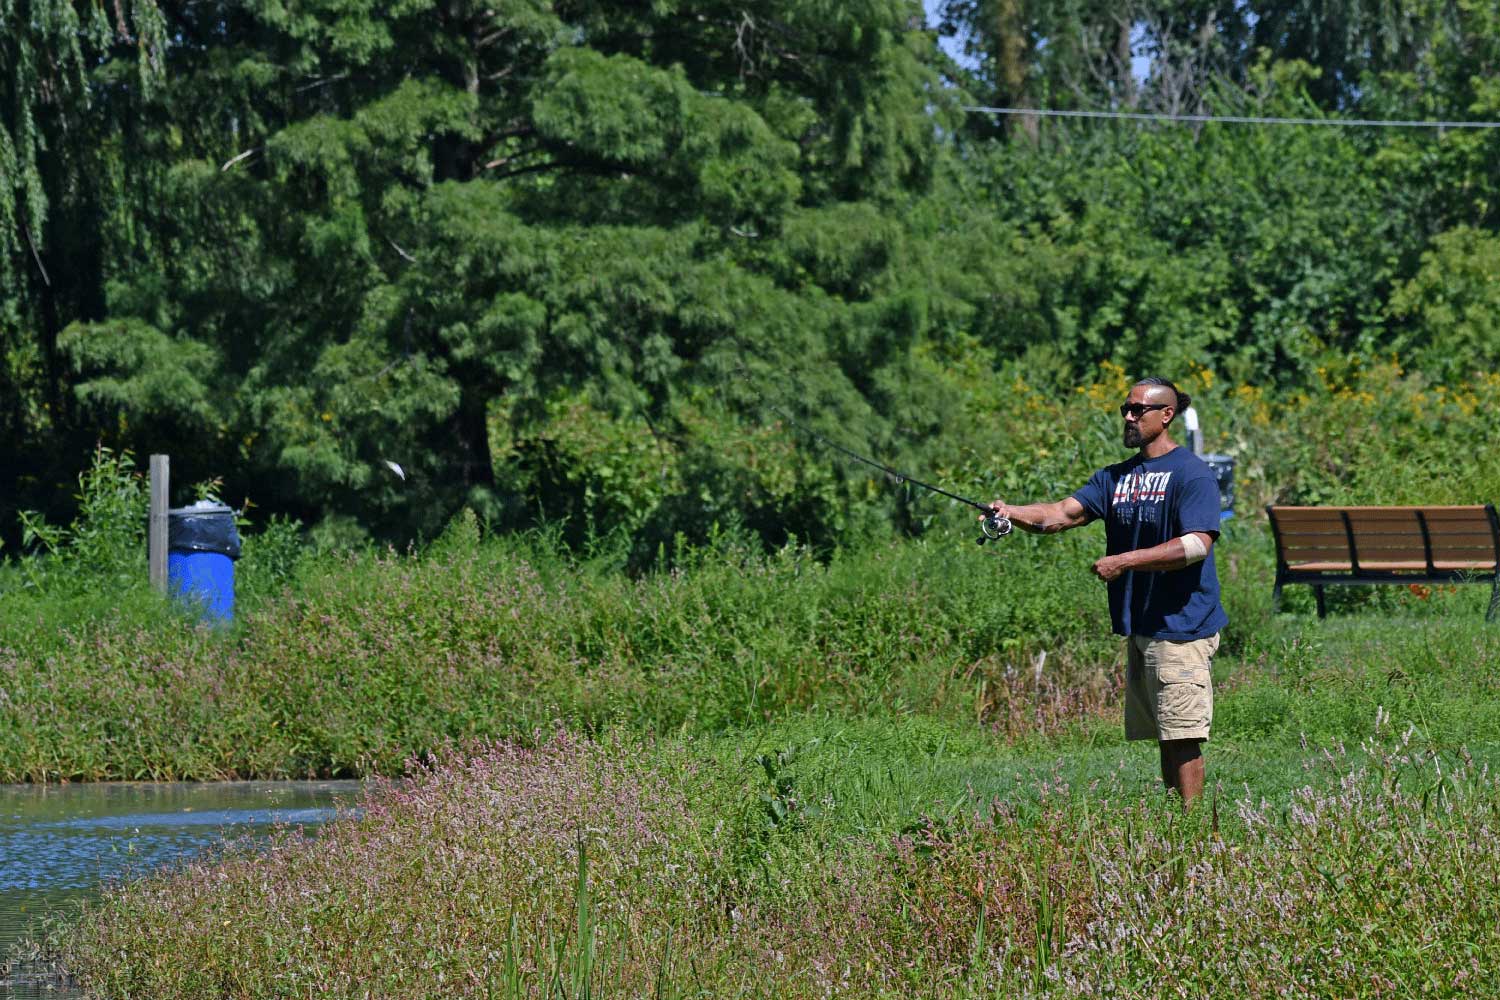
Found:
[1160,738,1204,765]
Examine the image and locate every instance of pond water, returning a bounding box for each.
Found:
[0,780,360,998]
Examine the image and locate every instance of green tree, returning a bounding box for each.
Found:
[1389,226,1500,381]
[54,0,957,544]
[13,0,1500,558]
[0,0,165,534]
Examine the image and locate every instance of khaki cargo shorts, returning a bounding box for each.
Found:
[1124,634,1219,742]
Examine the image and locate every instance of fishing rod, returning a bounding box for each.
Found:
[764,400,1012,545]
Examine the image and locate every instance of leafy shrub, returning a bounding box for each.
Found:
[235,514,308,600]
[13,446,148,590]
[1389,226,1500,383]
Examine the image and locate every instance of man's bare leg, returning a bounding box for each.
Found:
[1159,739,1205,808]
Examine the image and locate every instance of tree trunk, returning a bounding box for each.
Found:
[457,383,496,496]
[994,0,1037,141]
[1116,16,1136,106]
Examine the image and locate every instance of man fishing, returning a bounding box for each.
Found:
[983,377,1228,807]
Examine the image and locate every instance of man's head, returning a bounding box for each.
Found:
[1121,376,1189,449]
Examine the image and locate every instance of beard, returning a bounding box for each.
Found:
[1123,423,1144,448]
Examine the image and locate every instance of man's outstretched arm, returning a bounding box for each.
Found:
[983,497,1091,534]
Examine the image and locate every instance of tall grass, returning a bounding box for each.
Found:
[0,501,1134,780]
[61,727,1500,998]
[3,482,1496,781]
[6,359,1498,780]
[15,365,1500,995]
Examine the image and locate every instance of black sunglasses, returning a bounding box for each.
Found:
[1119,402,1171,419]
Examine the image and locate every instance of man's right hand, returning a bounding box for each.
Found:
[979,497,1090,535]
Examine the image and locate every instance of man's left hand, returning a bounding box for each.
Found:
[1092,555,1130,582]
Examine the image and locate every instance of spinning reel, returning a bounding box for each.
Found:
[977,512,1014,545]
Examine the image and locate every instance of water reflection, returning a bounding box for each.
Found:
[0,780,359,998]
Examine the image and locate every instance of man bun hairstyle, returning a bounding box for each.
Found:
[1134,375,1190,413]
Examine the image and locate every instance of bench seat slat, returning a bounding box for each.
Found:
[1288,559,1497,572]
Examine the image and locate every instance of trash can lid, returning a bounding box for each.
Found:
[168,500,234,517]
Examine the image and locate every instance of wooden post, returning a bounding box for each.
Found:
[149,454,169,594]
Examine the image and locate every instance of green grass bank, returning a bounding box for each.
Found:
[57,701,1500,997]
[4,504,1495,782]
[14,516,1500,997]
[5,438,1499,996]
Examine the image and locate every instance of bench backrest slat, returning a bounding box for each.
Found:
[1274,505,1493,514]
[1349,511,1421,571]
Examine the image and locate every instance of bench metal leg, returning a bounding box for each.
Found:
[1272,581,1283,614]
[1315,586,1327,619]
[1489,579,1499,624]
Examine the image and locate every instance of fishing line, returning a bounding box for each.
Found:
[748,379,1012,545]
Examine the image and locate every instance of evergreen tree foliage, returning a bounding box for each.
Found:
[1,0,166,533]
[32,0,956,545]
[3,0,1500,555]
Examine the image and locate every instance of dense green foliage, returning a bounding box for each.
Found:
[12,446,1498,994]
[4,1,1499,557]
[16,449,1499,996]
[3,373,1496,783]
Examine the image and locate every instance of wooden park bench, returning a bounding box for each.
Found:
[1266,504,1500,621]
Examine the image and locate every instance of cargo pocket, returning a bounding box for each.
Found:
[1152,640,1212,688]
[1158,680,1210,735]
[1156,662,1204,686]
[1151,640,1213,737]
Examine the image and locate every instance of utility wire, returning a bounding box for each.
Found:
[961,105,1500,129]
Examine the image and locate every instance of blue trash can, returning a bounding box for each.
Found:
[168,501,242,623]
[1203,453,1236,521]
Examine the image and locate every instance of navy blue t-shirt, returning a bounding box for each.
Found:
[1070,447,1229,640]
